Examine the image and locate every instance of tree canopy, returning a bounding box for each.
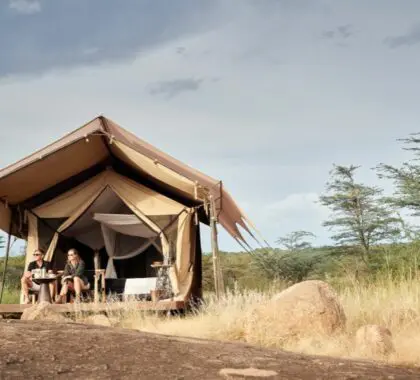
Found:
[320,165,401,262]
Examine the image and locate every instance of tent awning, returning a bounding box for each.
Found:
[0,116,256,244]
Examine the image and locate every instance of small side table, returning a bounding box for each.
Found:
[151,263,173,300]
[33,276,58,303]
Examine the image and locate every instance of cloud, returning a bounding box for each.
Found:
[148,78,204,99]
[322,30,335,39]
[264,193,329,221]
[245,193,332,246]
[384,24,420,48]
[2,0,420,252]
[322,24,353,39]
[0,0,223,79]
[9,0,41,14]
[321,24,354,47]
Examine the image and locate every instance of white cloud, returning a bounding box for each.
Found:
[267,193,330,234]
[9,0,41,14]
[265,193,327,217]
[1,1,420,252]
[237,193,331,248]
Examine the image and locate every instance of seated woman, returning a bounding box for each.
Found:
[55,248,89,303]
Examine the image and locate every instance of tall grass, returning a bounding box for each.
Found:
[97,277,419,366]
[7,246,420,365]
[78,258,420,367]
[0,288,20,304]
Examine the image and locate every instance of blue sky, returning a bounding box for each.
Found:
[1,0,420,253]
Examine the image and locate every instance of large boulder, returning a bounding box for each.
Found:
[21,302,71,323]
[245,280,346,346]
[355,325,394,357]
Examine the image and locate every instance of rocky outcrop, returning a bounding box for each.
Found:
[245,280,346,345]
[355,324,394,356]
[21,302,71,323]
[1,320,419,379]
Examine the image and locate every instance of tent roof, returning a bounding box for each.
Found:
[0,116,255,244]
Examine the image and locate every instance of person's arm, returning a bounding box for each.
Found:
[74,261,85,278]
[62,263,71,277]
[23,262,34,278]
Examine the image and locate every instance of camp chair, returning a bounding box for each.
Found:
[65,269,106,303]
[28,288,38,304]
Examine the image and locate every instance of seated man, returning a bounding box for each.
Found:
[20,248,54,304]
[55,248,90,303]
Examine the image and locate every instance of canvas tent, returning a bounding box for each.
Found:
[0,116,257,304]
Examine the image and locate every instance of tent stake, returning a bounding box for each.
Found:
[209,196,225,298]
[0,217,13,304]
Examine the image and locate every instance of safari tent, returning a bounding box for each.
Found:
[0,116,256,309]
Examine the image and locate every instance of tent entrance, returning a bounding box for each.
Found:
[25,169,199,302]
[47,187,173,280]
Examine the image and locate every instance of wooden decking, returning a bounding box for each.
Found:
[0,300,186,316]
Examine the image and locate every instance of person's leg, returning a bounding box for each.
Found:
[49,280,57,299]
[20,276,31,303]
[73,277,82,301]
[56,281,69,303]
[74,277,90,302]
[60,283,68,296]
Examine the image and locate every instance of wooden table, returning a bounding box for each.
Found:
[33,276,58,303]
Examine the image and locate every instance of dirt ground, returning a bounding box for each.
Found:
[1,320,420,379]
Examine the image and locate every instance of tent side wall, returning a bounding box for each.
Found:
[189,223,202,302]
[0,203,11,234]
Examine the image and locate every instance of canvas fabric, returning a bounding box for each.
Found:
[0,202,10,233]
[100,223,162,279]
[24,213,39,271]
[0,134,108,205]
[110,140,196,198]
[24,169,195,300]
[0,116,256,246]
[93,213,164,278]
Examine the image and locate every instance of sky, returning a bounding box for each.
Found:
[1,0,420,254]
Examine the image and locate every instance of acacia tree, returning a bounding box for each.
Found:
[251,230,318,283]
[276,230,316,252]
[377,134,420,215]
[320,165,401,263]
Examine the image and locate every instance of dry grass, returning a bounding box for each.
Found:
[78,277,420,367]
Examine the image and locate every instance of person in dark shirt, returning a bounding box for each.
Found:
[55,248,89,303]
[20,248,53,304]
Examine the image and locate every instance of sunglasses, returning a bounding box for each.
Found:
[33,253,41,257]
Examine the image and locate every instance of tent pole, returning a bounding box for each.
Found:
[209,195,224,298]
[93,250,100,304]
[0,216,13,304]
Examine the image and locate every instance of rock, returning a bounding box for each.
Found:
[219,367,278,378]
[245,280,346,345]
[83,314,112,327]
[355,325,394,356]
[21,302,71,323]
